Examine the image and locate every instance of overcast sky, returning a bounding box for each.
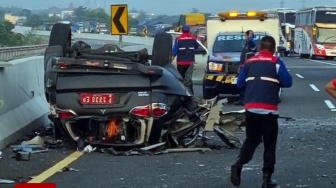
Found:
[1,0,336,15]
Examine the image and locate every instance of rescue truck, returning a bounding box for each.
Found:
[203,10,282,100]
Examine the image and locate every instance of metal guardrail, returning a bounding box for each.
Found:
[0,44,48,61]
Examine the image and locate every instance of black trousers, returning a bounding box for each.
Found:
[177,65,194,94]
[238,111,279,174]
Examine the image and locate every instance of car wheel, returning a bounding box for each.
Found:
[49,23,72,57]
[44,46,63,103]
[151,32,172,67]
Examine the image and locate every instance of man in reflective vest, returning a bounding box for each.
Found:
[230,36,292,188]
[171,25,199,94]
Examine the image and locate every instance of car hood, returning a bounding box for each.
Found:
[209,52,241,62]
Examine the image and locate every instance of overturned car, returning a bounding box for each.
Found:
[44,23,246,151]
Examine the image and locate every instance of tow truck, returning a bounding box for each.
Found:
[203,11,283,101]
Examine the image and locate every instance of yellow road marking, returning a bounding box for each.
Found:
[206,75,214,80]
[28,151,84,183]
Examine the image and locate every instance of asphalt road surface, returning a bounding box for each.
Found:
[1,56,336,188]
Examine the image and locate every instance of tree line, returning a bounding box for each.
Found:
[0,20,46,47]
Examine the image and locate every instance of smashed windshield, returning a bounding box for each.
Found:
[213,34,265,52]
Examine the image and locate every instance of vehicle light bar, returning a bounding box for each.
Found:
[218,10,270,21]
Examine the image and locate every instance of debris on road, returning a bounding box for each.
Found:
[0,179,15,184]
[59,167,79,172]
[21,136,44,146]
[15,151,31,161]
[83,145,96,153]
[154,148,211,155]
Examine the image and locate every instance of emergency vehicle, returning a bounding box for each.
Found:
[263,8,297,56]
[294,6,336,60]
[203,11,282,100]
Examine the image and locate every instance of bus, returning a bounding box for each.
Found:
[263,8,297,56]
[294,6,336,60]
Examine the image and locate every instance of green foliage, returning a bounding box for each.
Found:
[0,20,47,47]
[71,6,110,26]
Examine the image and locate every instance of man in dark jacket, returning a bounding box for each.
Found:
[171,25,199,94]
[234,30,258,105]
[230,36,292,188]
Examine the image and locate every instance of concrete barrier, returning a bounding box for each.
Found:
[0,56,50,149]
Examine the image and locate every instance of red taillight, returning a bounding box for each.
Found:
[130,105,151,117]
[58,111,76,119]
[151,103,168,117]
[130,103,168,118]
[60,65,69,69]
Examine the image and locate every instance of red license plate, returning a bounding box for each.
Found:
[80,93,115,105]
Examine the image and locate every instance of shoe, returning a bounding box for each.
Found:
[262,173,278,188]
[230,162,243,186]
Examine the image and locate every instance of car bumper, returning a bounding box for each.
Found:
[203,74,240,95]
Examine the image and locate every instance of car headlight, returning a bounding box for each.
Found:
[316,44,325,50]
[208,62,223,71]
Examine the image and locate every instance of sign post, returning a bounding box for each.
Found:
[110,4,128,48]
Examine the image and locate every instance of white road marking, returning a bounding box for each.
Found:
[324,100,336,110]
[309,84,320,91]
[308,59,336,66]
[295,74,304,78]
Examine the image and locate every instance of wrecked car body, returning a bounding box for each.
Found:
[44,23,249,152]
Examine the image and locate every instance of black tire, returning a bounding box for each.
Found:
[202,83,217,100]
[284,51,289,57]
[151,32,172,67]
[44,46,63,103]
[324,56,334,60]
[49,23,72,57]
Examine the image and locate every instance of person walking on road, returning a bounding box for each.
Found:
[325,79,336,99]
[230,36,293,188]
[171,25,199,94]
[234,30,258,105]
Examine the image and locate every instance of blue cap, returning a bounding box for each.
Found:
[182,25,190,32]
